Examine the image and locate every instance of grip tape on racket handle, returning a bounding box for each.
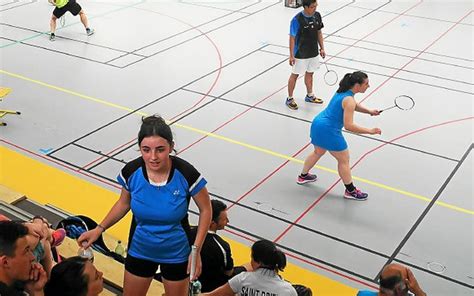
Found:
[190,245,197,280]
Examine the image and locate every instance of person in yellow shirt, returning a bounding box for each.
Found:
[49,0,94,41]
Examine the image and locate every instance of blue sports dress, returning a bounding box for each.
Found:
[310,90,353,151]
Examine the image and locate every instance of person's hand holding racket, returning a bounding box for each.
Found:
[319,48,326,59]
[187,245,202,281]
[369,109,381,116]
[370,127,382,135]
[289,55,295,66]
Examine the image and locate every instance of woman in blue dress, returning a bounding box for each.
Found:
[297,71,381,200]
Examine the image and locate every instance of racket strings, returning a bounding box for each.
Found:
[324,70,338,86]
[381,95,415,112]
[394,95,415,110]
[322,61,338,86]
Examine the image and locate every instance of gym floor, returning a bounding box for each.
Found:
[1,0,472,295]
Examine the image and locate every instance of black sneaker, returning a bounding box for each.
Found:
[86,28,95,36]
[49,33,55,41]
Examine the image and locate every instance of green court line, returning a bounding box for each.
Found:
[0,0,145,49]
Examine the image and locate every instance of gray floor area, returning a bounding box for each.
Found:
[1,0,473,294]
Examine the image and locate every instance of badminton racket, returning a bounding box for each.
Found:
[188,245,197,296]
[380,95,415,113]
[323,61,338,86]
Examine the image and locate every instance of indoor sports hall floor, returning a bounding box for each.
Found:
[1,0,472,295]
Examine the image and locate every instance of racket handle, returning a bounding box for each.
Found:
[380,105,397,112]
[190,245,197,280]
[324,61,329,72]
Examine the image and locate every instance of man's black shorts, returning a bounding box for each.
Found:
[53,0,82,18]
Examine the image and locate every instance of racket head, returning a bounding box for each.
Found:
[324,70,338,86]
[394,95,415,110]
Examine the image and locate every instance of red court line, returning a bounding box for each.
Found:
[80,16,223,171]
[205,0,425,235]
[273,9,473,243]
[177,1,424,156]
[1,137,378,289]
[324,0,424,64]
[1,136,377,290]
[227,143,311,210]
[359,9,473,104]
[273,116,473,243]
[176,84,287,155]
[223,228,379,290]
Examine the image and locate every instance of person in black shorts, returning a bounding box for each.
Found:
[49,0,94,41]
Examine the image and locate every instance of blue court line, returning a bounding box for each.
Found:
[0,0,144,49]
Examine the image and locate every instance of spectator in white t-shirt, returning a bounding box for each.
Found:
[203,239,297,296]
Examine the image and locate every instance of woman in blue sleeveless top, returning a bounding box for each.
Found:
[297,71,381,200]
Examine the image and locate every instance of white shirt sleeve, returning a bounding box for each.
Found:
[228,272,246,293]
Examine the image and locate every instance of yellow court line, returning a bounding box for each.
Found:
[0,145,358,295]
[1,69,472,216]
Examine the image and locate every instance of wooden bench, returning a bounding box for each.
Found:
[0,184,25,204]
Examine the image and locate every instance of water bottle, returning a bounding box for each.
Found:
[78,241,94,262]
[191,280,202,295]
[114,240,125,257]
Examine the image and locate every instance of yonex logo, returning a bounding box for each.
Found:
[173,190,180,196]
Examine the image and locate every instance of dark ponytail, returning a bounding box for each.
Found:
[138,115,173,147]
[251,239,287,272]
[336,71,368,93]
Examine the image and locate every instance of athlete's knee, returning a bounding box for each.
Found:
[289,73,299,80]
[314,147,326,156]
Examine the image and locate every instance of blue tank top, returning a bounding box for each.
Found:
[315,90,354,129]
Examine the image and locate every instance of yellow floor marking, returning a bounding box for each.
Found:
[1,69,472,216]
[0,144,360,295]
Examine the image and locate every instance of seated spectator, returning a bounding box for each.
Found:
[190,199,247,292]
[204,239,297,296]
[357,263,426,296]
[44,256,104,296]
[0,215,65,276]
[0,220,47,296]
[29,216,65,275]
[30,216,66,249]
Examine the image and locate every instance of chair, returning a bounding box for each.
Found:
[0,87,21,126]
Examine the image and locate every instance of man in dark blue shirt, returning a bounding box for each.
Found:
[286,0,326,110]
